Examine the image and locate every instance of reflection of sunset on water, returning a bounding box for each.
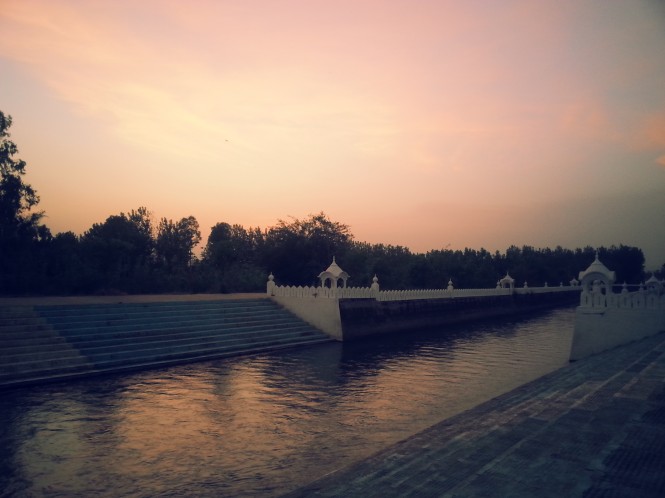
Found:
[1,308,574,495]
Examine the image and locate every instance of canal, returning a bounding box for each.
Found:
[0,307,575,497]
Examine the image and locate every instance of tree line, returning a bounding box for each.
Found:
[1,111,659,296]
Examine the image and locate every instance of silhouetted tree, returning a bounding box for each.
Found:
[155,216,201,271]
[128,206,154,242]
[203,222,253,268]
[261,212,353,285]
[201,222,266,292]
[595,245,644,284]
[0,111,50,293]
[654,263,665,281]
[0,112,41,233]
[0,112,650,297]
[80,211,155,292]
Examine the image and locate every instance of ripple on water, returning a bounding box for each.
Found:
[0,307,575,497]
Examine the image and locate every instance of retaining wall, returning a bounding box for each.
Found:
[272,289,580,341]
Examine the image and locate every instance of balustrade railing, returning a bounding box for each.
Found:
[269,282,580,301]
[580,289,665,310]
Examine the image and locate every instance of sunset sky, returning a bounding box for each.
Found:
[1,0,664,268]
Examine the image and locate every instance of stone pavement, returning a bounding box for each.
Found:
[284,332,665,497]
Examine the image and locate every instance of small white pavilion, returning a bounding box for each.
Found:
[645,274,663,294]
[578,253,616,294]
[318,257,350,289]
[578,253,616,307]
[498,272,515,290]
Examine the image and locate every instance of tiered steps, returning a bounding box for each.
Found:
[0,307,94,385]
[0,299,332,388]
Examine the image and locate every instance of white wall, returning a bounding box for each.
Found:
[271,295,344,341]
[570,306,665,360]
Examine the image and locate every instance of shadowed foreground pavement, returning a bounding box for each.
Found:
[284,332,665,497]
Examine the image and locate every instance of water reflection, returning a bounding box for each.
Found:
[0,308,574,497]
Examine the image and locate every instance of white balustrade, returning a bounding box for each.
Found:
[269,281,579,301]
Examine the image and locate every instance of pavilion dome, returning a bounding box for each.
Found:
[645,273,663,293]
[318,257,350,288]
[499,272,515,284]
[645,274,660,285]
[499,272,515,289]
[318,256,348,279]
[578,254,615,284]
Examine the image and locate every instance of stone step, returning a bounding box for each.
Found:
[0,325,66,341]
[0,312,303,343]
[66,321,315,347]
[0,298,332,389]
[37,306,281,327]
[0,330,325,381]
[71,325,321,360]
[86,333,332,369]
[0,335,331,388]
[0,306,43,319]
[2,321,323,354]
[1,355,92,375]
[0,322,55,335]
[0,317,49,329]
[0,329,328,376]
[0,361,94,383]
[1,322,295,354]
[46,313,303,338]
[0,342,85,361]
[0,334,302,372]
[1,323,312,356]
[32,299,272,318]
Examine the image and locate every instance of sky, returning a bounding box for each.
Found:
[1,0,664,269]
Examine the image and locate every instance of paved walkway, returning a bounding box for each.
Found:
[284,332,665,497]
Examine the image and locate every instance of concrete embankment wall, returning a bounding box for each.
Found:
[271,295,343,340]
[571,306,665,360]
[338,291,579,340]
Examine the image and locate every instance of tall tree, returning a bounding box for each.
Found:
[598,245,645,284]
[201,222,266,292]
[0,112,41,235]
[155,216,201,271]
[127,206,154,242]
[0,111,45,293]
[203,222,253,269]
[262,212,353,285]
[80,211,155,290]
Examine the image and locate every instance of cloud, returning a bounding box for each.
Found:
[1,0,404,167]
[631,111,665,148]
[558,98,618,143]
[2,0,664,261]
[623,111,665,168]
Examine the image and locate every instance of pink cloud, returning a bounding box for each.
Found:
[632,112,665,149]
[558,97,618,143]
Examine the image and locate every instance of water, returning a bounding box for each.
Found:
[0,307,575,497]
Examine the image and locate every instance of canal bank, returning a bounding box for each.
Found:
[269,259,581,340]
[283,330,665,497]
[1,288,577,388]
[0,293,332,389]
[337,290,579,340]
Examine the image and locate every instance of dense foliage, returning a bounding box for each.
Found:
[0,111,657,296]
